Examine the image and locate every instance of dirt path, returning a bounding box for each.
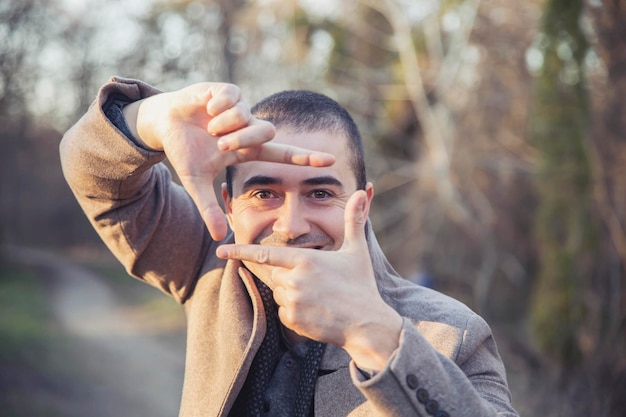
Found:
[5,246,186,417]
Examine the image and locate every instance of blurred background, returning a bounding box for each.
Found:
[1,0,625,416]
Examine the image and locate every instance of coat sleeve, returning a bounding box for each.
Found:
[60,77,220,303]
[349,316,519,417]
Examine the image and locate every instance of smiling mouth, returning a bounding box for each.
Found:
[256,233,332,249]
[290,245,324,250]
[287,244,325,250]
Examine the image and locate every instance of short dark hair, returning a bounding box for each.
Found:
[225,90,366,196]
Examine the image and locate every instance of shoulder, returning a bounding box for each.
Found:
[366,227,484,332]
[382,279,496,359]
[383,278,478,327]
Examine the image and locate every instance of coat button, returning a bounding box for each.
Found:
[434,410,449,417]
[425,399,439,415]
[406,374,419,389]
[416,388,429,403]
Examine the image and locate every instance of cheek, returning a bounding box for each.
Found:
[319,209,347,249]
[230,206,273,244]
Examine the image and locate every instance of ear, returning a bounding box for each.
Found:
[221,183,234,227]
[363,182,374,219]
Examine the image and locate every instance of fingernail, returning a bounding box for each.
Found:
[217,139,229,151]
[207,124,219,138]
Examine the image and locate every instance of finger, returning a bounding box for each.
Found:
[205,83,241,117]
[207,100,252,138]
[215,118,275,151]
[219,138,335,168]
[341,190,369,252]
[273,285,287,305]
[254,143,336,167]
[179,174,228,241]
[216,244,300,268]
[215,118,334,167]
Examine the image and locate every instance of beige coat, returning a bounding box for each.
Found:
[60,77,518,417]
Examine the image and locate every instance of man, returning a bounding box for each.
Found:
[60,77,518,417]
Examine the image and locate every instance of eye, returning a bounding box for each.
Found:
[309,190,333,200]
[253,190,276,200]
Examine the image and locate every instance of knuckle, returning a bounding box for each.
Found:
[221,84,241,103]
[278,307,294,327]
[286,287,307,309]
[282,148,295,164]
[234,101,251,118]
[281,305,301,327]
[232,110,250,127]
[254,247,271,264]
[202,202,222,221]
[224,132,242,149]
[298,256,316,270]
[224,83,240,95]
[259,120,276,138]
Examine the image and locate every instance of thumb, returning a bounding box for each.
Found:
[342,190,369,252]
[180,176,228,241]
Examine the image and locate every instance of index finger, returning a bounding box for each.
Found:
[239,142,336,167]
[214,119,335,167]
[205,83,242,117]
[216,244,301,268]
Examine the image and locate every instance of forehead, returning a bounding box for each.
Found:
[271,126,348,153]
[232,128,355,188]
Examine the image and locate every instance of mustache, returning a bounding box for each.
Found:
[254,232,333,247]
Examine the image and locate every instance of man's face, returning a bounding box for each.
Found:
[222,127,373,280]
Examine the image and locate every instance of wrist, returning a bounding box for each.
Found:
[344,307,403,371]
[122,97,163,151]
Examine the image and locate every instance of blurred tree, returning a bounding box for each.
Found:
[216,0,248,82]
[0,0,61,246]
[586,0,626,350]
[450,0,541,319]
[583,1,626,412]
[0,1,45,128]
[529,0,596,367]
[308,0,542,327]
[127,0,229,89]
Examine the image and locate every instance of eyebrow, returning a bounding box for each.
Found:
[301,176,343,188]
[242,175,282,191]
[241,175,343,191]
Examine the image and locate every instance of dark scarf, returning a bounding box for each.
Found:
[231,277,326,417]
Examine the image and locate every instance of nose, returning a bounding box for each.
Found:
[272,196,311,240]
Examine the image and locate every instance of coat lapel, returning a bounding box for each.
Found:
[179,258,265,417]
[314,343,373,416]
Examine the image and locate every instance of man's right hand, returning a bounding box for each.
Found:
[123,82,335,241]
